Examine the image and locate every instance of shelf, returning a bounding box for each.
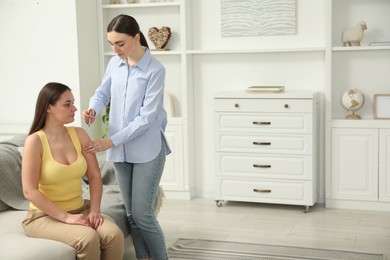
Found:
[332,46,390,52]
[102,2,180,8]
[104,51,182,56]
[151,50,182,55]
[187,47,325,55]
[104,48,325,56]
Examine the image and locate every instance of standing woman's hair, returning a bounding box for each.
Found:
[28,82,71,135]
[107,14,149,49]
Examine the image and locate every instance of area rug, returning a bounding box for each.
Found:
[168,238,385,260]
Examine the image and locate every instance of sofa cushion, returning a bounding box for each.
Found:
[0,200,10,212]
[0,210,76,260]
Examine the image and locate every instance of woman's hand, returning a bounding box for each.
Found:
[88,211,104,229]
[84,138,114,154]
[64,213,91,227]
[81,108,95,126]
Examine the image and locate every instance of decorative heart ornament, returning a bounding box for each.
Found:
[148,26,172,50]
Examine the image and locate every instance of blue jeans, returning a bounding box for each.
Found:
[113,142,168,260]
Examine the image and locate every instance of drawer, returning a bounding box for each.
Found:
[216,133,312,154]
[218,179,314,206]
[217,153,313,180]
[214,98,313,113]
[216,113,312,134]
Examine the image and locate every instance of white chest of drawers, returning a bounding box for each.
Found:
[214,90,319,212]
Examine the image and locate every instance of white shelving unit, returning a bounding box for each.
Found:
[97,0,195,199]
[187,0,327,200]
[97,0,390,207]
[325,0,390,211]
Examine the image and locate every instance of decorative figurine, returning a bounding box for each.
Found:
[148,26,172,50]
[342,21,367,47]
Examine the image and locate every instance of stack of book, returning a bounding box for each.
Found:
[369,41,390,46]
[246,86,285,93]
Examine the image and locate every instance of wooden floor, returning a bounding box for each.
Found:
[158,198,390,259]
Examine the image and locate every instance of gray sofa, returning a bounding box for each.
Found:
[0,134,164,260]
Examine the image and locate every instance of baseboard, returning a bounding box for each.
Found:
[326,198,390,212]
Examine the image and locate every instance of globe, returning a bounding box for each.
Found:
[341,88,365,119]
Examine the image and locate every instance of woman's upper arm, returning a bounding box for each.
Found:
[75,128,100,177]
[21,134,42,192]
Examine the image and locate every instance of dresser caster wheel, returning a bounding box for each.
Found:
[216,200,223,207]
[303,206,310,213]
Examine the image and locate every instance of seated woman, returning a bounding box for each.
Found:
[21,82,124,260]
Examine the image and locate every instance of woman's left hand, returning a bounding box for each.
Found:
[88,211,104,229]
[84,138,114,153]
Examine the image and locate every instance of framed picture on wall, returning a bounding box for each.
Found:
[374,94,390,119]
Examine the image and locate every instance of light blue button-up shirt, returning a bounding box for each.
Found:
[89,48,171,163]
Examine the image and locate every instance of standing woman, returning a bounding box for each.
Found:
[82,14,170,260]
[22,82,124,260]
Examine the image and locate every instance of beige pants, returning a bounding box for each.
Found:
[22,201,124,260]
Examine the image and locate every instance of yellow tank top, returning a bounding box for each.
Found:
[30,127,87,211]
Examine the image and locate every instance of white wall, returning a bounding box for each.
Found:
[191,0,327,202]
[0,0,100,137]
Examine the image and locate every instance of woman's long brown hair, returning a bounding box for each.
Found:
[28,82,71,135]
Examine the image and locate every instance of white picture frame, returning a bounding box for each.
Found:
[374,94,390,119]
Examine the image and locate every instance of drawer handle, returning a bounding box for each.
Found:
[234,103,240,108]
[253,188,271,193]
[253,164,271,168]
[253,141,271,145]
[284,104,289,108]
[253,121,271,125]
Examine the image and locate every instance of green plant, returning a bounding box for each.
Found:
[101,99,110,138]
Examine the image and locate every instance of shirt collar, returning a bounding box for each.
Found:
[136,47,152,72]
[118,47,151,72]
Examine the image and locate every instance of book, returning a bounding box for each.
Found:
[246,86,285,93]
[369,41,390,46]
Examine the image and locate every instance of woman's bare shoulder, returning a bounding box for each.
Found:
[73,127,91,145]
[24,132,41,146]
[24,132,42,155]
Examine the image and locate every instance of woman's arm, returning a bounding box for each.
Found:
[84,67,165,154]
[76,127,104,229]
[22,134,90,227]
